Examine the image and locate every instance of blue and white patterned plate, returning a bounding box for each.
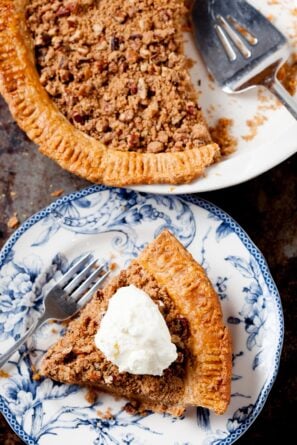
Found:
[0,186,283,445]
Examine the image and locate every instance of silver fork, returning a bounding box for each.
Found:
[0,254,109,368]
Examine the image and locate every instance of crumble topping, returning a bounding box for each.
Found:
[41,262,192,404]
[26,0,212,153]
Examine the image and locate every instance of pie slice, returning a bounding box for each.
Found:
[0,0,219,186]
[40,230,232,415]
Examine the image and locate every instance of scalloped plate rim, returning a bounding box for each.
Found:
[0,185,284,445]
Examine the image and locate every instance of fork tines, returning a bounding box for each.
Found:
[57,253,109,306]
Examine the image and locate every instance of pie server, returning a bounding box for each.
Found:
[192,0,297,120]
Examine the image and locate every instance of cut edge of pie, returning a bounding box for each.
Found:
[40,229,232,415]
[0,0,220,186]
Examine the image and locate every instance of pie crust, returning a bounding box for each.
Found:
[40,230,232,415]
[0,0,219,185]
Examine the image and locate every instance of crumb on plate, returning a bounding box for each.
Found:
[31,364,42,381]
[123,401,149,416]
[242,113,267,142]
[97,407,113,419]
[278,54,297,96]
[85,387,98,404]
[210,118,237,156]
[109,262,118,271]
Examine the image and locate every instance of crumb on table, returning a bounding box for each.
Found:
[50,189,64,197]
[7,213,19,229]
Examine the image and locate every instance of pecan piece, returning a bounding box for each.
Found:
[110,36,120,51]
[169,316,190,340]
[127,133,140,148]
[73,113,87,124]
[129,82,138,95]
[114,12,127,24]
[186,102,197,116]
[56,6,71,18]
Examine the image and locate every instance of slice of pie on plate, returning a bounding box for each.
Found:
[40,230,232,416]
[0,0,219,186]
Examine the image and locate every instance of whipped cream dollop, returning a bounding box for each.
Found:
[95,285,177,376]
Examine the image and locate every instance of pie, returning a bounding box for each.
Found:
[40,230,232,415]
[0,0,220,186]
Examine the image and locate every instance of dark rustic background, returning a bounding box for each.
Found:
[0,96,296,444]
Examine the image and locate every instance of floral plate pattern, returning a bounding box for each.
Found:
[0,186,283,445]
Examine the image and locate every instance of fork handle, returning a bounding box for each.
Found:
[0,313,48,368]
[265,77,297,120]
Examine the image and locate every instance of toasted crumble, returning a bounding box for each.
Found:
[26,0,212,153]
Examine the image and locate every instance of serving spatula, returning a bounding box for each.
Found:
[192,0,297,119]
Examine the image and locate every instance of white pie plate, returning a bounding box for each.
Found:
[0,186,283,445]
[132,0,297,194]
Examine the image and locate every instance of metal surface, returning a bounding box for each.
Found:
[0,255,109,368]
[192,0,297,118]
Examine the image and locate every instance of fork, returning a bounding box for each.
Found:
[0,254,109,368]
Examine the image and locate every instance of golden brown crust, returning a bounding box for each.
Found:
[0,0,219,186]
[137,230,232,414]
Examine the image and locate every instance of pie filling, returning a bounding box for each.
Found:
[42,263,192,405]
[26,0,212,153]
